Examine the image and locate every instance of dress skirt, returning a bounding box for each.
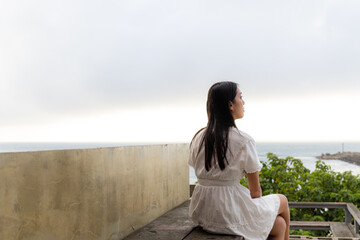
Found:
[189,179,280,240]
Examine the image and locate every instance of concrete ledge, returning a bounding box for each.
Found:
[0,144,189,240]
[124,200,195,240]
[124,200,244,240]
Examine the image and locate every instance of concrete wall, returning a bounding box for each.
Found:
[0,144,189,240]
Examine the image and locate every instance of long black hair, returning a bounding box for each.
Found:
[200,81,238,171]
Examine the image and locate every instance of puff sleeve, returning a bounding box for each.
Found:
[240,139,262,174]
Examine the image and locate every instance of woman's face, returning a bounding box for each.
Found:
[229,88,245,120]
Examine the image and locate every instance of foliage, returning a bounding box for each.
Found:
[240,153,360,236]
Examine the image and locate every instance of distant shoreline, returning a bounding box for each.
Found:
[316,152,360,167]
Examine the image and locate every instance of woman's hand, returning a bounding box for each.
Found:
[247,171,262,198]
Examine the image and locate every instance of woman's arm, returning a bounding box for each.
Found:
[247,171,262,198]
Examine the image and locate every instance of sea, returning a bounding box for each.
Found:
[1,142,360,184]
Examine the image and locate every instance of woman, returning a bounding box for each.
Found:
[189,82,290,240]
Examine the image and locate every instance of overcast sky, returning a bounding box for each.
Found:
[1,0,360,143]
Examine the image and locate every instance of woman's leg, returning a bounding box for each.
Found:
[268,216,286,240]
[268,194,290,240]
[277,194,290,240]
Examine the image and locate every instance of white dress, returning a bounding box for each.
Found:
[189,127,280,240]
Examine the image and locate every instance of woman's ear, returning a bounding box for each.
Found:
[229,101,234,112]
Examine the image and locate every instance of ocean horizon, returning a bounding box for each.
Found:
[1,141,360,154]
[0,142,178,153]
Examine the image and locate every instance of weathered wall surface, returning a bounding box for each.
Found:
[0,144,189,240]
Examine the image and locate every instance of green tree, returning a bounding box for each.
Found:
[241,153,360,236]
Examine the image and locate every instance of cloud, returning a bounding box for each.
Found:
[1,0,360,136]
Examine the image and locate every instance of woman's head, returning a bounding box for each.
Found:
[201,81,244,171]
[207,81,244,125]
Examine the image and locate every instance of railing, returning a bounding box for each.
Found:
[289,202,360,238]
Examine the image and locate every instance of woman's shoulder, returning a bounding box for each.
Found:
[229,127,255,144]
[190,127,206,146]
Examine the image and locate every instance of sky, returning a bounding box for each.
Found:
[1,0,360,143]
